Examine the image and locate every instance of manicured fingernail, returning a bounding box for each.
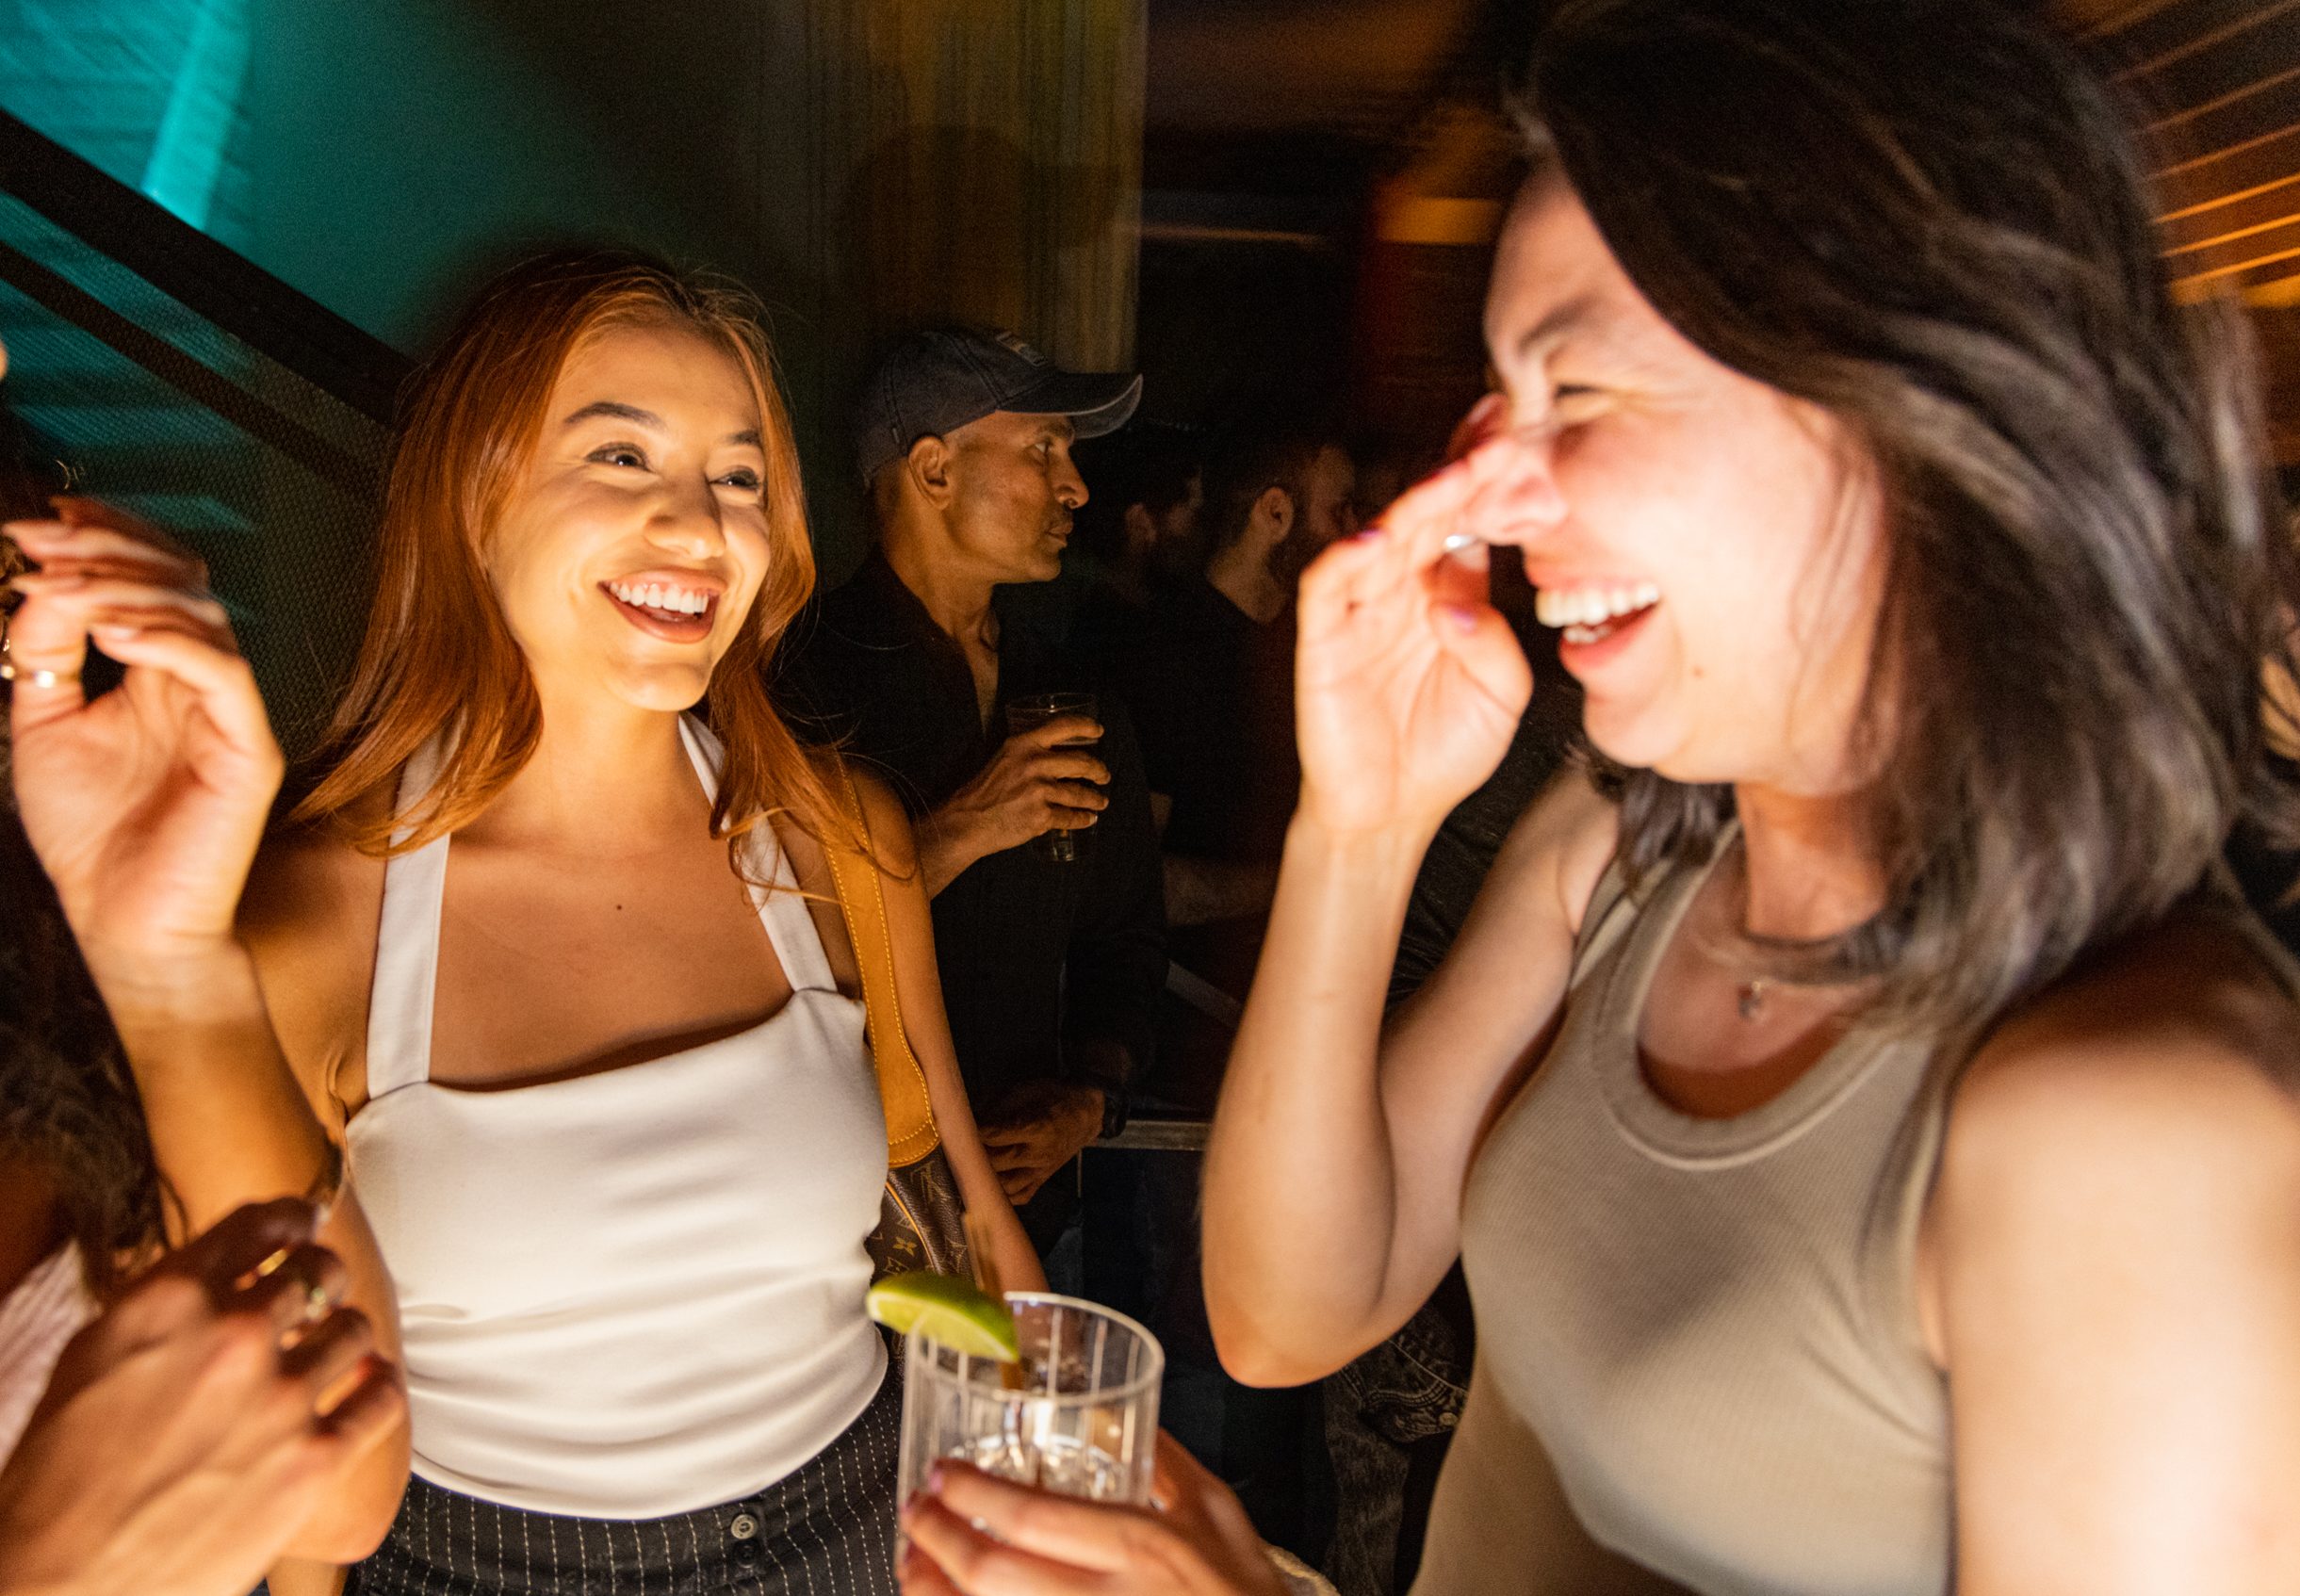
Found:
[1445,605,1481,633]
[92,625,139,643]
[1355,524,1384,540]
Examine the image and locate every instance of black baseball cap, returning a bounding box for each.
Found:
[853,327,1142,482]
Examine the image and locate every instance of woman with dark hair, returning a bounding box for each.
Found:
[0,378,168,1349]
[3,346,408,1573]
[898,2,2300,1592]
[240,251,1039,1595]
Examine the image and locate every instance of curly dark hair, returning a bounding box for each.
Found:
[0,396,167,1293]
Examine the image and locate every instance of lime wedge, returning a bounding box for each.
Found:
[866,1271,1020,1362]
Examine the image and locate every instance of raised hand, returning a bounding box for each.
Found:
[1292,451,1536,839]
[4,503,281,973]
[0,1199,406,1596]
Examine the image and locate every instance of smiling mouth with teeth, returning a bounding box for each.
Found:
[603,578,717,626]
[1535,581,1661,646]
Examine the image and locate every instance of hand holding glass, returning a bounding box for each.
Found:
[1003,692,1100,862]
[897,1293,1162,1544]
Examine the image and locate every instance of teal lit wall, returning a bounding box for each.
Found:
[0,1,1144,565]
[1,1,782,346]
[0,0,851,546]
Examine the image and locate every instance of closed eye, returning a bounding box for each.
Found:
[1550,384,1608,423]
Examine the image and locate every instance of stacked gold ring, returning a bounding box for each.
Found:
[0,660,78,690]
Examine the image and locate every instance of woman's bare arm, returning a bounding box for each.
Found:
[856,770,1046,1293]
[1199,459,1577,1388]
[6,513,408,1561]
[1202,768,1610,1386]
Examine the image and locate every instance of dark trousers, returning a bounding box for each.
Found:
[345,1370,902,1596]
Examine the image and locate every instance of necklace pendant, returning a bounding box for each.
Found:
[1736,978,1768,1020]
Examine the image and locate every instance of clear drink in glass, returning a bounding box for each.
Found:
[897,1292,1163,1545]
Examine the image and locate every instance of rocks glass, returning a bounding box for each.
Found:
[896,1292,1163,1540]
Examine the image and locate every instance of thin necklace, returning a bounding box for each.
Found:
[1736,976,1771,1021]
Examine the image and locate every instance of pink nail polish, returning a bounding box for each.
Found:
[1445,605,1481,633]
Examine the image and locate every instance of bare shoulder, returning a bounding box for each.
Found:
[848,761,921,877]
[1945,912,2300,1213]
[1488,759,1621,938]
[775,756,920,998]
[775,757,917,891]
[242,818,380,949]
[240,812,388,1123]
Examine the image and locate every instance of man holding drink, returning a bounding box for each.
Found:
[778,328,1165,1273]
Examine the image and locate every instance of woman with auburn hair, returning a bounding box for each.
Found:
[896,2,2300,1593]
[239,250,1041,1595]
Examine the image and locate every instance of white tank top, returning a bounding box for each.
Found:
[0,1243,92,1467]
[346,718,889,1520]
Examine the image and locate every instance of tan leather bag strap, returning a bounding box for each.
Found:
[821,761,942,1167]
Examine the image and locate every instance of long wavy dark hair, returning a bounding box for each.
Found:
[1525,0,2298,1038]
[0,404,167,1294]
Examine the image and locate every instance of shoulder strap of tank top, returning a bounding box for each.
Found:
[677,717,839,994]
[1567,854,1638,993]
[1566,822,1742,994]
[366,739,450,1098]
[819,760,942,1168]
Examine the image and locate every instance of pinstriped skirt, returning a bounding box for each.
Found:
[345,1369,901,1596]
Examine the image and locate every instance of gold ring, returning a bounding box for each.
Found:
[0,660,77,689]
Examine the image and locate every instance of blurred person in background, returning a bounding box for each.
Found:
[779,328,1165,1282]
[239,255,1037,1595]
[1123,416,1357,969]
[907,1,2300,1591]
[1098,414,1357,1559]
[1067,420,1208,661]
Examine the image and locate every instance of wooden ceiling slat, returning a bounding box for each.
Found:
[2111,0,2300,82]
[2161,175,2300,243]
[2166,214,2300,280]
[2096,0,2272,64]
[2148,54,2300,156]
[2071,0,2300,446]
[2151,59,2300,133]
[2159,122,2300,218]
[2161,204,2291,257]
[2128,8,2300,124]
[2176,252,2300,297]
[2161,169,2300,226]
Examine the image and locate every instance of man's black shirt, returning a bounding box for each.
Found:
[775,552,1165,1121]
[1111,574,1300,869]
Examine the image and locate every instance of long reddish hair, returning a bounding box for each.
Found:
[295,251,856,866]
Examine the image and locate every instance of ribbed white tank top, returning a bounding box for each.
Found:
[346,718,888,1520]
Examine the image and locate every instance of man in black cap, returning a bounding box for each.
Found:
[777,327,1164,1273]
